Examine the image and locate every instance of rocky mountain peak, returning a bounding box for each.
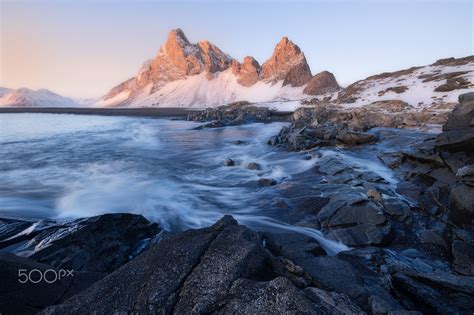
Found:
[303,71,341,95]
[261,36,312,87]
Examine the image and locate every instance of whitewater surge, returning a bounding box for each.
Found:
[0,113,350,254]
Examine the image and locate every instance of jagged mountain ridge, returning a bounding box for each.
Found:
[99,29,339,107]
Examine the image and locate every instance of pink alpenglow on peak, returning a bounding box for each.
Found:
[99,29,339,108]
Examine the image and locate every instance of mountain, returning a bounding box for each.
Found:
[99,29,340,108]
[334,56,474,108]
[0,88,80,107]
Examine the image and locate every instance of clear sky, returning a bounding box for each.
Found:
[1,0,473,98]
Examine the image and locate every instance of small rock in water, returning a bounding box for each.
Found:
[233,140,247,145]
[224,158,236,167]
[258,178,277,186]
[247,162,262,170]
[367,189,382,202]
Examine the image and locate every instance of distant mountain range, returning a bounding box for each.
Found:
[0,29,472,109]
[0,87,79,107]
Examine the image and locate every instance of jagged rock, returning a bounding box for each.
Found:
[312,185,390,246]
[188,102,273,128]
[224,158,235,166]
[260,37,312,87]
[0,252,103,315]
[456,165,474,187]
[40,216,364,315]
[435,92,474,153]
[391,269,474,314]
[303,71,341,95]
[273,122,376,151]
[3,214,160,272]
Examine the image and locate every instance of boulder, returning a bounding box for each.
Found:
[224,158,235,166]
[435,92,474,153]
[40,216,364,314]
[246,162,262,170]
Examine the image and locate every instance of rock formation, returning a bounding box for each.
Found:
[99,29,339,107]
[303,71,340,95]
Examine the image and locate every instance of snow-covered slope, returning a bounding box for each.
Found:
[98,71,306,108]
[0,88,80,107]
[335,56,474,108]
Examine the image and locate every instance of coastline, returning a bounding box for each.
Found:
[0,107,294,121]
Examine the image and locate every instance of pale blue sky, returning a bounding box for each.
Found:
[1,0,473,98]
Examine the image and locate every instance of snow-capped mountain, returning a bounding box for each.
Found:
[98,29,340,107]
[335,56,474,109]
[0,88,80,107]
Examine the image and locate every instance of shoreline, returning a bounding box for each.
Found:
[0,107,294,120]
[0,107,201,118]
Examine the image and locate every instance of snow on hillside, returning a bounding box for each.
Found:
[336,57,474,109]
[101,70,306,108]
[0,88,80,107]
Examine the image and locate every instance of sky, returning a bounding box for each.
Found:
[0,0,473,98]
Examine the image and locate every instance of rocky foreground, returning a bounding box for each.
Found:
[1,93,473,314]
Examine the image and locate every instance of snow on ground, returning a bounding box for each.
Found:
[103,70,307,109]
[339,62,474,109]
[96,90,131,107]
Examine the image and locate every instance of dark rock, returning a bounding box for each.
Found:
[0,252,103,315]
[419,229,447,248]
[452,240,474,275]
[378,152,404,169]
[264,232,326,260]
[391,268,474,314]
[224,158,235,166]
[41,216,237,314]
[273,122,376,151]
[456,165,474,187]
[41,215,362,315]
[258,178,277,186]
[316,188,390,246]
[215,277,321,314]
[303,286,364,314]
[449,183,474,224]
[7,213,160,272]
[435,92,474,153]
[246,162,262,170]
